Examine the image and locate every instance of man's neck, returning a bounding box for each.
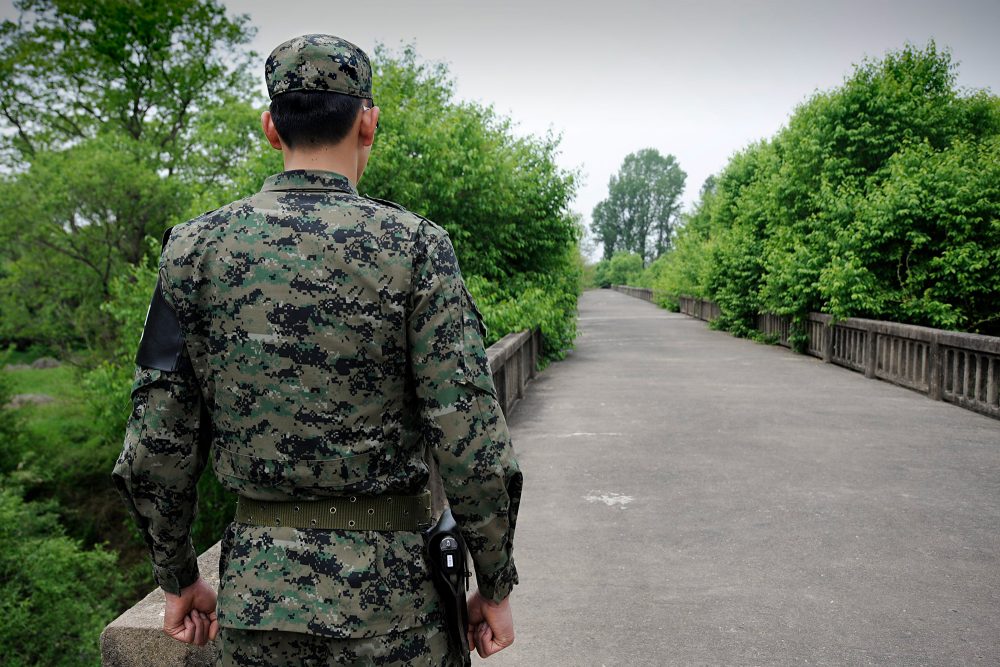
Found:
[282,146,358,185]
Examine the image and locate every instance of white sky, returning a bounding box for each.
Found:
[4,0,998,258]
[225,0,1000,258]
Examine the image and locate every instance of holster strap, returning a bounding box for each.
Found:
[235,490,433,531]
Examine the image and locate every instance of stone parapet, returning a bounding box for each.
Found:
[101,543,221,666]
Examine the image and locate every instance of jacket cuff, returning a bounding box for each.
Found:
[153,553,200,596]
[475,559,518,603]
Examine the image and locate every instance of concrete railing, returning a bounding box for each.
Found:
[101,327,543,666]
[616,287,1000,420]
[487,328,544,417]
[611,285,655,302]
[679,296,722,324]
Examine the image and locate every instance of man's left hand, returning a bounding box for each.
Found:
[163,576,219,645]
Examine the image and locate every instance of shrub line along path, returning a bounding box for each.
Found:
[484,288,1000,666]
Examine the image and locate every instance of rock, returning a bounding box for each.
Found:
[7,393,55,408]
[30,357,61,369]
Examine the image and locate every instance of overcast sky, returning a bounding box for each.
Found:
[5,0,997,256]
[224,0,999,256]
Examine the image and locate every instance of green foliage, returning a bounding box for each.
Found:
[593,252,644,288]
[466,258,581,363]
[591,148,686,262]
[0,368,23,470]
[645,42,1000,337]
[363,45,579,284]
[818,137,1000,330]
[0,0,258,351]
[0,481,127,667]
[0,0,256,159]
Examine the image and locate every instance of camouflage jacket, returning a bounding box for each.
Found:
[112,170,522,638]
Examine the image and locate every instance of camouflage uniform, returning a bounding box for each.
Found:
[113,35,521,667]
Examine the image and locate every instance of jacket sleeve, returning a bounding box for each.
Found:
[112,270,209,596]
[407,226,523,602]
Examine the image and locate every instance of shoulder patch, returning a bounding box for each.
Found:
[160,225,174,249]
[135,277,185,372]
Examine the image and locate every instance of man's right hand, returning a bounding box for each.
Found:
[162,576,218,646]
[466,591,514,658]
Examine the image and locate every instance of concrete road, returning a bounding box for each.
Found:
[479,289,1000,666]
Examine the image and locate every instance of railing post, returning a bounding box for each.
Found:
[927,339,942,400]
[864,325,878,379]
[822,323,834,363]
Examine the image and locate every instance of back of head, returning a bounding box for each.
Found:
[265,34,373,149]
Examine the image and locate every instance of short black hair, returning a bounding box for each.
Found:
[269,90,369,149]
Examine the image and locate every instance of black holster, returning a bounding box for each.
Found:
[423,508,471,663]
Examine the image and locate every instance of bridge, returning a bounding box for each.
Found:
[490,288,999,665]
[104,288,1000,665]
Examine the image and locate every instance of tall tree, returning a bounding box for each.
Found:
[0,0,258,349]
[591,148,686,262]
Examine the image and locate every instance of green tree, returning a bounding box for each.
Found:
[818,136,1000,330]
[0,0,258,351]
[593,252,644,288]
[362,45,579,284]
[311,45,582,357]
[649,41,1000,337]
[591,148,686,262]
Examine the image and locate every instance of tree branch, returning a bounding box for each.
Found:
[0,99,37,156]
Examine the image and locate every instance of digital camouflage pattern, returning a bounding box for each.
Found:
[112,170,522,640]
[265,34,373,100]
[218,622,462,666]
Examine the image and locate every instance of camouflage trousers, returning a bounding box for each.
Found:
[216,621,467,667]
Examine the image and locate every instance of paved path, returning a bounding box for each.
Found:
[482,289,1000,666]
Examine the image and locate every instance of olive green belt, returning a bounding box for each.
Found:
[235,490,433,531]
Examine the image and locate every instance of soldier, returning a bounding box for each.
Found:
[113,34,522,666]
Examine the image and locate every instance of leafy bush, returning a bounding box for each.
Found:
[0,482,127,667]
[593,252,644,288]
[637,42,1000,337]
[0,374,23,479]
[468,251,581,363]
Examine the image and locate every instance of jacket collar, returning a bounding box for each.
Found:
[260,169,358,195]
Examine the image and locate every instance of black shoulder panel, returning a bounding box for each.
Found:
[161,225,174,247]
[135,276,184,371]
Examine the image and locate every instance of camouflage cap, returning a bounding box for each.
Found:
[265,34,373,100]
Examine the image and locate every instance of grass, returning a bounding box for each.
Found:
[4,364,83,400]
[2,365,119,535]
[3,366,97,475]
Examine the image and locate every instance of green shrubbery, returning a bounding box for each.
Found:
[0,482,126,667]
[592,252,644,288]
[0,372,128,667]
[635,43,1000,337]
[358,46,582,359]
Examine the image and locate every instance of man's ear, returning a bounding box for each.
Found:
[261,110,283,150]
[359,106,379,148]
